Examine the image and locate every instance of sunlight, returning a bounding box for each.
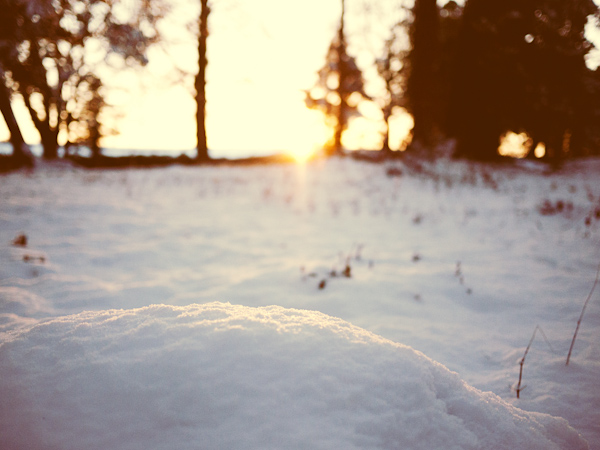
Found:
[534,142,546,158]
[288,145,317,163]
[388,111,414,151]
[282,108,331,163]
[101,85,196,152]
[498,131,531,158]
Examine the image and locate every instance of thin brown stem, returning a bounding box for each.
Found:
[515,325,555,398]
[566,261,600,365]
[516,326,537,398]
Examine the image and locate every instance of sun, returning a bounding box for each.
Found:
[282,109,331,163]
[287,144,318,163]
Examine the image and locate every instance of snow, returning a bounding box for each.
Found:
[1,156,599,449]
[0,302,589,450]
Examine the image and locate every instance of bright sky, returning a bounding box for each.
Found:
[1,0,409,160]
[103,0,358,159]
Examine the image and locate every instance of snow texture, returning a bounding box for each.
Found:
[0,302,588,450]
[1,155,599,449]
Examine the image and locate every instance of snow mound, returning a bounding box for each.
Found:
[0,302,588,450]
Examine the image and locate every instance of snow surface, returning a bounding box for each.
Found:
[1,156,599,449]
[0,302,589,450]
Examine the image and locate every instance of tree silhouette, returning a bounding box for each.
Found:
[0,68,34,168]
[0,0,33,166]
[376,23,407,153]
[196,0,210,161]
[584,67,600,156]
[305,0,369,156]
[0,0,166,159]
[448,0,598,161]
[521,0,598,160]
[404,0,441,152]
[436,1,464,139]
[376,2,462,154]
[68,74,105,157]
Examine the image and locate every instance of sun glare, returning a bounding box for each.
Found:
[283,108,331,163]
[498,131,531,158]
[287,144,317,163]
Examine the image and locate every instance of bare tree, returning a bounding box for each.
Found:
[196,0,210,160]
[0,0,33,165]
[0,68,33,167]
[1,0,167,159]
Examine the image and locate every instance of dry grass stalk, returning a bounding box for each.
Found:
[566,261,600,366]
[516,325,553,399]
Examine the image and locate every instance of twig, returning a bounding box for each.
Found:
[516,327,536,399]
[536,326,555,354]
[515,325,554,399]
[566,261,600,366]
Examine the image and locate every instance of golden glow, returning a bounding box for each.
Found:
[288,147,314,163]
[285,109,331,163]
[498,131,531,158]
[388,111,414,151]
[534,142,546,158]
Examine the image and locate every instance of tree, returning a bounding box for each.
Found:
[375,2,462,154]
[447,0,598,161]
[436,1,464,138]
[521,0,598,160]
[196,0,210,161]
[66,73,105,156]
[1,0,166,159]
[403,0,441,152]
[0,68,33,167]
[0,0,33,165]
[305,0,369,156]
[583,67,600,156]
[376,23,407,153]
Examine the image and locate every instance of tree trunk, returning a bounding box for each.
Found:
[407,0,440,151]
[195,0,210,161]
[90,123,101,159]
[333,0,347,156]
[0,67,33,166]
[454,119,501,160]
[41,130,59,159]
[21,89,59,159]
[382,108,392,153]
[28,39,60,160]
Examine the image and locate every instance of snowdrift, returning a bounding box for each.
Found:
[0,302,588,450]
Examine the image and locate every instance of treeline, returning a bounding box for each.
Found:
[434,0,600,162]
[307,0,600,162]
[1,0,600,170]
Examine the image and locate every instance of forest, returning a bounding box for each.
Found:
[1,0,600,171]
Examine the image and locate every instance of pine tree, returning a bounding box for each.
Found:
[305,0,369,156]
